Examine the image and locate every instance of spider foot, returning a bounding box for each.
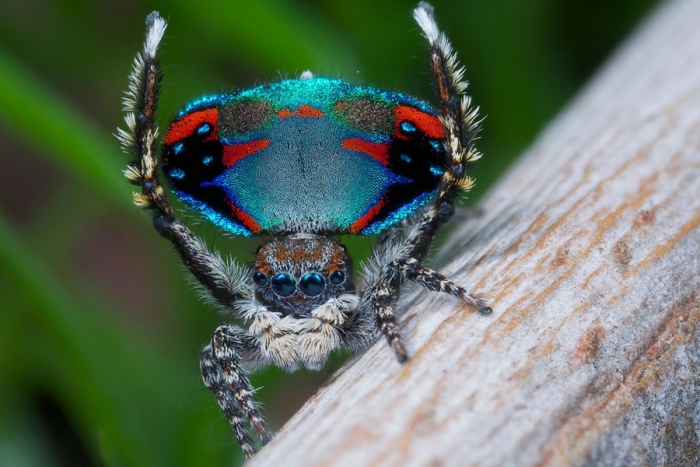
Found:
[201,325,269,458]
[390,336,408,363]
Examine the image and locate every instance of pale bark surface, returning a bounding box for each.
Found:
[250,0,700,465]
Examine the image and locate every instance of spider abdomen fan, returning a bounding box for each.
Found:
[162,78,449,236]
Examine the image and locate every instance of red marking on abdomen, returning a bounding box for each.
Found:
[342,138,390,166]
[227,200,262,234]
[394,105,445,139]
[349,197,387,233]
[164,108,219,145]
[294,105,324,117]
[222,139,270,167]
[277,106,324,119]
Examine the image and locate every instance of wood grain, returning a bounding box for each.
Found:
[250,0,700,465]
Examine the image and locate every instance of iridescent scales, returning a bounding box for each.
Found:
[161,77,447,236]
[122,5,490,458]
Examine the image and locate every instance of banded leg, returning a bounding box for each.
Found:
[410,3,484,261]
[394,257,491,314]
[201,325,271,458]
[359,242,408,361]
[362,233,490,363]
[360,4,491,362]
[372,281,407,362]
[117,12,247,309]
[364,228,490,363]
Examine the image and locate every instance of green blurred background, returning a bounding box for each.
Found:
[0,0,659,465]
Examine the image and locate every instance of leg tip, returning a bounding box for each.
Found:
[392,339,409,363]
[477,306,493,316]
[260,432,274,446]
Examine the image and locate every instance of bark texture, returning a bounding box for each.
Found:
[250,0,700,465]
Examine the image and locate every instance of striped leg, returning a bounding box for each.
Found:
[388,4,491,314]
[117,12,247,310]
[394,258,491,314]
[361,221,490,363]
[200,325,271,459]
[120,13,266,459]
[372,281,407,362]
[359,4,491,362]
[409,3,484,262]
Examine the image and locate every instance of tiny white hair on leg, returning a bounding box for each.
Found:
[332,293,361,312]
[144,12,167,59]
[297,294,358,370]
[358,233,404,289]
[115,126,135,156]
[123,111,136,133]
[309,294,359,327]
[122,56,143,113]
[118,13,167,161]
[413,2,440,45]
[414,2,470,98]
[236,297,268,322]
[122,164,141,183]
[184,236,254,309]
[248,310,300,371]
[213,256,252,304]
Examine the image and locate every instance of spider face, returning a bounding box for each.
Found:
[253,234,353,316]
[119,2,491,459]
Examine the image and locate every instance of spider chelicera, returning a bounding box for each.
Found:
[118,2,491,458]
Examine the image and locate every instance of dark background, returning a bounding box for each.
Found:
[0,0,659,465]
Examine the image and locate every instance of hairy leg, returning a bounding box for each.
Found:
[200,324,271,458]
[117,13,247,310]
[360,4,490,362]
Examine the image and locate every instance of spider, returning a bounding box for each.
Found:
[118,2,490,459]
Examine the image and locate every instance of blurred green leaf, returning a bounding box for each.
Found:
[0,48,129,208]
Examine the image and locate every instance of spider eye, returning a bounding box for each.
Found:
[253,272,267,286]
[271,273,295,297]
[299,273,325,296]
[329,271,345,285]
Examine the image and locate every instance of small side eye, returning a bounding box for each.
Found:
[329,271,345,285]
[299,273,325,296]
[253,272,268,286]
[271,273,296,297]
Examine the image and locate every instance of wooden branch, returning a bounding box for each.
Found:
[250,1,700,465]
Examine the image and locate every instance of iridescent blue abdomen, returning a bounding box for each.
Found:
[162,77,447,236]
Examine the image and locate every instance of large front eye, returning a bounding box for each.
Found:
[299,273,325,296]
[271,273,295,297]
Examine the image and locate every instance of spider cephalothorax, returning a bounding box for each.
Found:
[253,234,353,316]
[118,2,490,459]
